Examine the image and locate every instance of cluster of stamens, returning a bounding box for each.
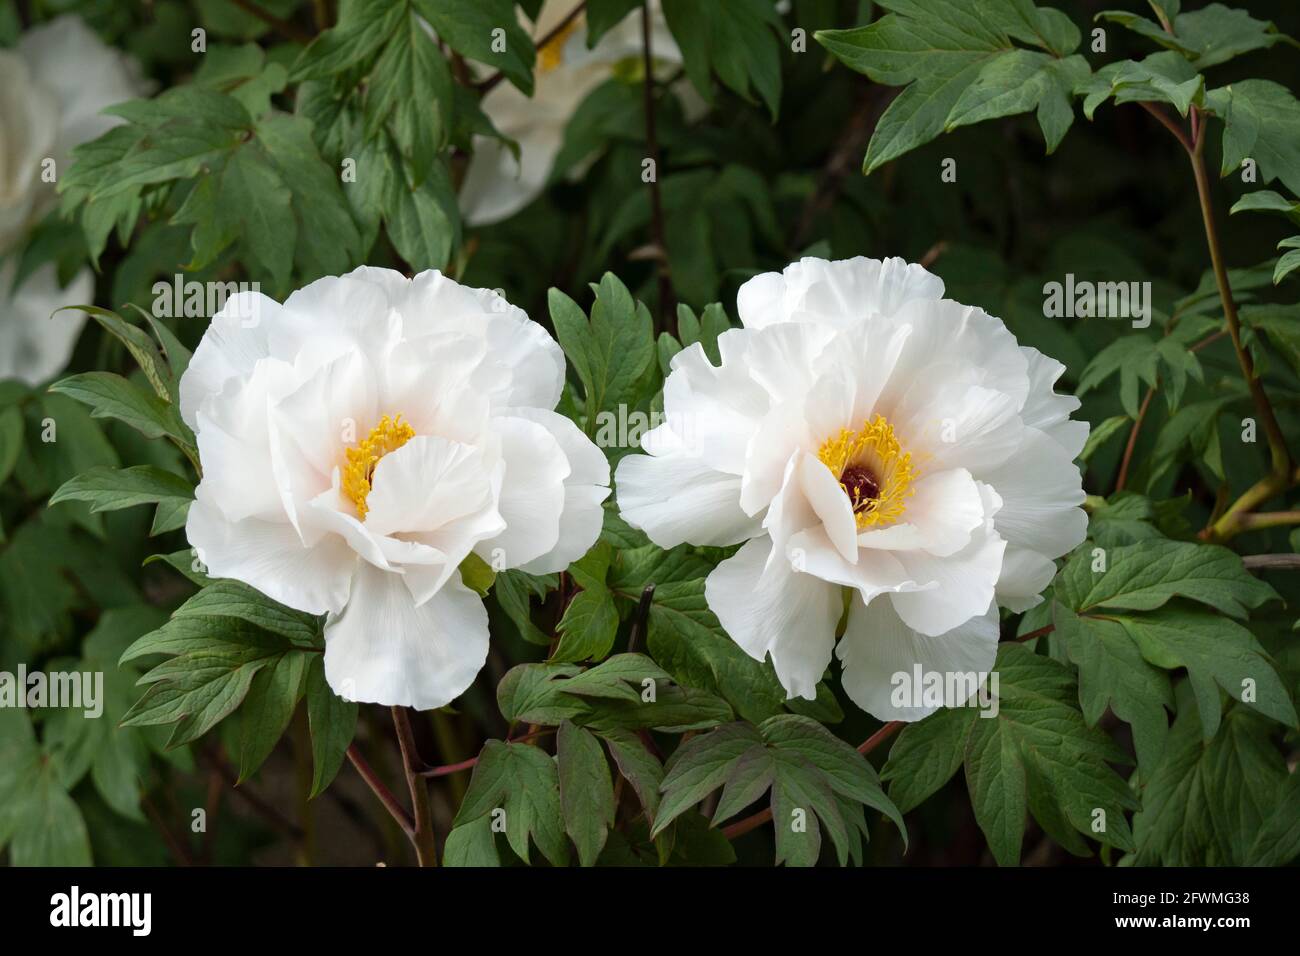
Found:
[341,414,414,520]
[816,415,916,530]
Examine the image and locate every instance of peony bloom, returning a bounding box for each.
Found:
[0,15,141,384]
[459,0,682,226]
[615,257,1087,721]
[182,268,610,710]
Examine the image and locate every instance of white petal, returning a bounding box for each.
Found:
[616,433,759,548]
[508,407,611,574]
[476,415,569,568]
[186,491,355,616]
[996,546,1058,613]
[787,525,929,605]
[365,435,502,538]
[797,452,858,563]
[888,503,1006,637]
[1020,346,1087,458]
[0,261,90,385]
[981,427,1087,559]
[837,598,999,721]
[324,563,488,711]
[856,468,986,558]
[736,256,944,331]
[705,536,842,700]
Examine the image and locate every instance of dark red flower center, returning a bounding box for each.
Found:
[839,464,880,514]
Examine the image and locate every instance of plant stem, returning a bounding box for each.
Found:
[229,0,312,42]
[641,0,673,330]
[391,707,439,867]
[1189,122,1291,484]
[1115,386,1155,493]
[476,2,588,95]
[1242,553,1300,570]
[346,742,414,837]
[417,728,555,778]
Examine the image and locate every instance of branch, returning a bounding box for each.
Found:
[1115,385,1156,493]
[476,1,588,95]
[417,728,555,778]
[641,0,673,330]
[1243,553,1300,570]
[391,706,439,866]
[229,0,313,43]
[346,742,414,837]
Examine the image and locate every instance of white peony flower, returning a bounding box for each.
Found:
[615,256,1088,721]
[182,267,610,710]
[459,0,682,226]
[0,15,142,385]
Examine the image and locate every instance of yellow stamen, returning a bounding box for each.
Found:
[341,414,414,520]
[817,415,916,530]
[538,16,583,72]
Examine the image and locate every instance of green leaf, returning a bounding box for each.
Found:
[170,579,322,647]
[1053,605,1172,771]
[50,465,193,534]
[1135,694,1288,865]
[662,0,784,119]
[1246,769,1300,866]
[1110,606,1296,739]
[1055,539,1279,619]
[305,656,358,798]
[364,10,453,179]
[1206,80,1300,198]
[817,0,1086,172]
[414,0,536,94]
[450,740,569,865]
[237,649,309,781]
[0,405,25,486]
[881,706,976,812]
[557,720,616,866]
[553,588,619,663]
[1100,3,1296,70]
[968,644,1136,865]
[49,372,194,450]
[292,0,406,80]
[598,727,664,820]
[548,274,655,435]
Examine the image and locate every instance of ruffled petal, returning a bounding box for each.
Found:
[705,536,842,700]
[837,598,999,721]
[324,563,488,710]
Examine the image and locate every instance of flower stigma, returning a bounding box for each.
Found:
[342,414,415,520]
[817,415,916,530]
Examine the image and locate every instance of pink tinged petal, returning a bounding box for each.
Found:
[704,536,841,701]
[506,407,612,574]
[615,447,759,549]
[836,598,999,722]
[185,492,355,616]
[475,415,569,568]
[323,563,489,711]
[981,427,1087,559]
[996,546,1058,613]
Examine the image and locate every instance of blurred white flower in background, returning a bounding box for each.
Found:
[616,256,1089,721]
[182,267,610,711]
[0,15,141,384]
[459,0,682,226]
